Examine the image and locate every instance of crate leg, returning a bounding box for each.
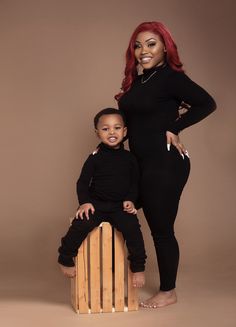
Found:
[78,238,89,313]
[102,222,113,312]
[71,255,78,312]
[114,229,125,312]
[90,228,101,313]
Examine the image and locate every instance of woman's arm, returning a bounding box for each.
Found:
[167,72,217,135]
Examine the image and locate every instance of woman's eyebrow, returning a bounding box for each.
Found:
[145,38,156,42]
[135,38,157,43]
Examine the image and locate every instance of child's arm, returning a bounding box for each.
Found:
[76,154,95,207]
[123,200,137,215]
[76,203,95,220]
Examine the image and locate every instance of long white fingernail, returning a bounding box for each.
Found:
[185,150,190,158]
[181,154,184,160]
[167,144,170,151]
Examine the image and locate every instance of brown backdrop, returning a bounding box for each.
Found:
[0,0,235,302]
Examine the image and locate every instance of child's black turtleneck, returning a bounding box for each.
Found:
[76,142,139,206]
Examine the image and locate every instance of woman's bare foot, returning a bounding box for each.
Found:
[59,264,76,278]
[132,272,145,288]
[140,289,177,308]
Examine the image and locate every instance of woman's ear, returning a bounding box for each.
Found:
[124,126,127,137]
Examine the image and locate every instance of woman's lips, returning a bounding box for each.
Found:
[140,56,152,64]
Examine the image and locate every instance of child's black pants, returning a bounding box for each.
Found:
[58,209,146,273]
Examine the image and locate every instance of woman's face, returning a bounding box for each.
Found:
[134,31,166,70]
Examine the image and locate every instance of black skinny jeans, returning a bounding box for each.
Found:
[58,208,146,273]
[139,147,190,291]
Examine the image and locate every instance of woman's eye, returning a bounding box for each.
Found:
[134,43,141,49]
[102,128,108,131]
[148,42,156,47]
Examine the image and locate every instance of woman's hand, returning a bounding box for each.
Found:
[123,201,137,215]
[75,203,95,220]
[166,131,190,159]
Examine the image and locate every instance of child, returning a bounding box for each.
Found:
[58,108,146,287]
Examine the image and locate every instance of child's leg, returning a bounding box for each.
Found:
[110,211,147,287]
[58,212,103,277]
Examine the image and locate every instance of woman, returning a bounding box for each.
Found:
[116,21,216,308]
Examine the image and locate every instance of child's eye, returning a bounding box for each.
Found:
[115,126,121,130]
[102,128,108,131]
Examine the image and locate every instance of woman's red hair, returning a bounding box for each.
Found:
[115,21,184,101]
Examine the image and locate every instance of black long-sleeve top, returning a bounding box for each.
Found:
[76,142,139,206]
[119,63,216,158]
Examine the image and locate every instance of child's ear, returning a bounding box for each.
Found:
[124,126,127,137]
[95,129,100,139]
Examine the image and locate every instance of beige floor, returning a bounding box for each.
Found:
[1,268,236,327]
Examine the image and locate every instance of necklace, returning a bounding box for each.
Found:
[141,70,157,84]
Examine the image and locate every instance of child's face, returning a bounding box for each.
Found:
[95,114,127,149]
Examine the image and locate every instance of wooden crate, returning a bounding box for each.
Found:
[71,222,138,313]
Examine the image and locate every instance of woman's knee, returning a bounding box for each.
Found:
[151,231,177,245]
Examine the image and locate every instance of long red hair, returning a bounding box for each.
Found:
[115,21,184,101]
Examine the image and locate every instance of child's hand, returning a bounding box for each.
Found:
[75,203,95,220]
[123,201,137,215]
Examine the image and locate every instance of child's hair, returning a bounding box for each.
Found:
[94,108,126,129]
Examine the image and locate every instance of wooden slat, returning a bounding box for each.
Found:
[114,230,125,311]
[127,268,138,311]
[78,238,89,313]
[71,255,78,312]
[90,228,101,313]
[102,223,113,312]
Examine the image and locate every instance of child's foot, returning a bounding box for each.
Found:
[132,272,145,288]
[140,289,177,308]
[59,264,76,278]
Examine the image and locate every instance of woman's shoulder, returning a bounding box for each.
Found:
[165,65,186,78]
[164,66,194,88]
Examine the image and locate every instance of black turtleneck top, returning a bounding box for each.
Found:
[76,142,139,206]
[119,64,216,159]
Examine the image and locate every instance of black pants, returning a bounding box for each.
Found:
[58,208,146,273]
[139,147,190,291]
